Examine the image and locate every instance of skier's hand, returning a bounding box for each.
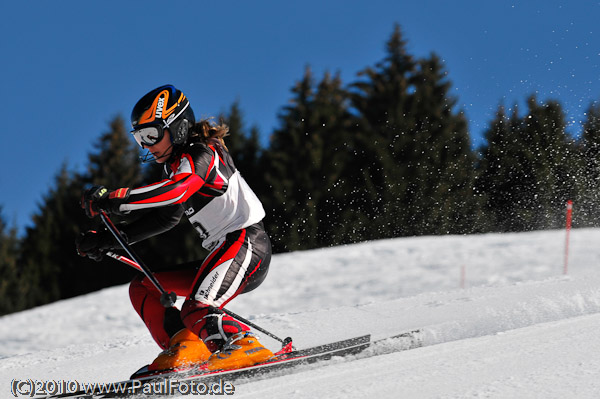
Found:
[75,227,128,261]
[81,186,109,218]
[75,230,106,262]
[81,186,130,218]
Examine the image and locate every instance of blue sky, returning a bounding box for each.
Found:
[2,1,600,235]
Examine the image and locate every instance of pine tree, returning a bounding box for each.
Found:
[262,67,358,250]
[575,102,600,226]
[84,116,142,189]
[403,54,479,235]
[0,208,21,314]
[350,24,479,238]
[71,115,144,294]
[220,101,263,188]
[348,24,417,239]
[19,116,144,303]
[477,96,574,231]
[476,104,526,231]
[521,96,574,229]
[19,165,80,305]
[310,71,363,246]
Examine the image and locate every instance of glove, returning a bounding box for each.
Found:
[81,186,130,218]
[75,228,129,262]
[75,230,110,262]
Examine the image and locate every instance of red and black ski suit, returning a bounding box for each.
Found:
[119,141,270,353]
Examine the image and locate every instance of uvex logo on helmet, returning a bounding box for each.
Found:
[155,96,165,118]
[137,89,180,125]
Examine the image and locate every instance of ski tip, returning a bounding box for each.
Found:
[130,365,150,380]
[130,363,209,380]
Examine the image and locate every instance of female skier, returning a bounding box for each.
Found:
[76,84,273,372]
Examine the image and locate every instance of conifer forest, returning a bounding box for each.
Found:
[1,25,598,315]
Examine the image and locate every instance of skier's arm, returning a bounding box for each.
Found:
[120,204,184,244]
[83,150,216,219]
[115,150,217,215]
[110,155,205,241]
[118,174,204,213]
[81,172,204,218]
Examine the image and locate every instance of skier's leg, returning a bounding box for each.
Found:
[180,224,272,368]
[129,267,212,371]
[129,268,196,349]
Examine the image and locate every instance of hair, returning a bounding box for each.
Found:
[188,118,229,152]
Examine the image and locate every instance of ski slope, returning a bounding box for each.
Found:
[2,228,600,398]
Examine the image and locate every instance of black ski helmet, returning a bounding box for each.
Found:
[130,84,195,145]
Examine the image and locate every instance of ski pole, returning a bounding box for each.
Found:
[106,250,143,272]
[106,248,294,348]
[211,307,293,348]
[100,210,177,308]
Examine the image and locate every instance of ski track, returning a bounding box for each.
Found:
[2,228,600,398]
[235,314,600,399]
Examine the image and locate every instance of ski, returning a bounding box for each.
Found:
[127,332,365,380]
[174,329,422,386]
[39,330,421,398]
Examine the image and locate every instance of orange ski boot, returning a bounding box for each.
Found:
[207,332,274,371]
[148,329,211,372]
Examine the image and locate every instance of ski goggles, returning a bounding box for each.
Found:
[131,101,191,148]
[131,125,165,148]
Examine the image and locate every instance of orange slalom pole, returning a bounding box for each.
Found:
[564,200,573,275]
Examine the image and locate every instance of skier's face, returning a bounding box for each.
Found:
[146,129,173,163]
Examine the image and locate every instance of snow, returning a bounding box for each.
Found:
[2,228,600,398]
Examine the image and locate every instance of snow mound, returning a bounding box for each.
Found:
[2,228,600,398]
